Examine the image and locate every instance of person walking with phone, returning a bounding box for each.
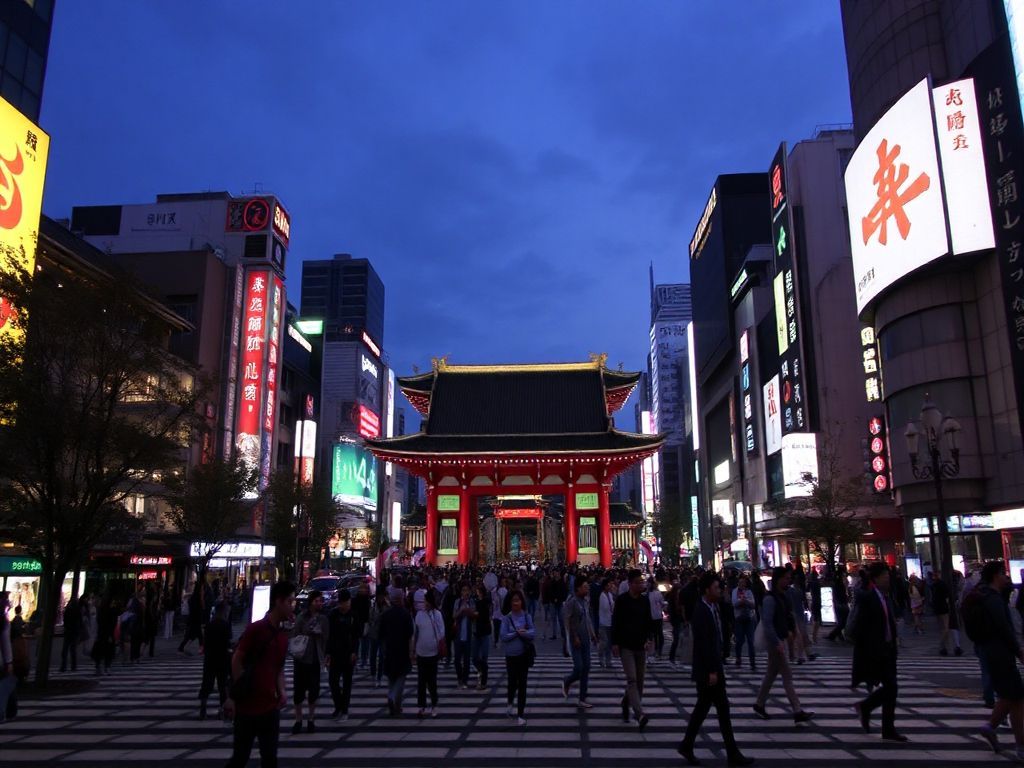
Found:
[223,581,295,768]
[562,578,597,709]
[501,589,536,725]
[678,572,753,767]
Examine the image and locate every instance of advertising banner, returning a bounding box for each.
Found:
[0,95,48,342]
[781,432,818,498]
[970,36,1024,449]
[763,375,782,455]
[332,442,378,511]
[259,275,284,491]
[846,79,948,313]
[236,270,270,490]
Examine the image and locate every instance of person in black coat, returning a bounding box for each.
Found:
[678,571,752,767]
[378,591,415,716]
[60,596,82,672]
[852,562,905,742]
[199,600,233,719]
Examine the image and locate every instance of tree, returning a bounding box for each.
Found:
[654,494,685,567]
[772,431,871,579]
[162,457,256,577]
[265,469,341,580]
[0,254,204,685]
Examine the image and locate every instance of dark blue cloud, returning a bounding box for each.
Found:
[40,1,851,398]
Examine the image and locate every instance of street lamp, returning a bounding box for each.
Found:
[904,395,961,587]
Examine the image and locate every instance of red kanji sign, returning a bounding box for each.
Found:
[862,139,932,246]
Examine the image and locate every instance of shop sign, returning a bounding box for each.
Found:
[993,507,1024,529]
[129,555,171,566]
[861,326,883,403]
[763,374,782,455]
[437,494,460,512]
[0,556,42,574]
[867,415,891,493]
[575,492,599,510]
[189,541,275,559]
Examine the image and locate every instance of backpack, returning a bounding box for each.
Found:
[961,587,994,644]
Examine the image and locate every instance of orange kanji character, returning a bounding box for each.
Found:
[861,139,931,246]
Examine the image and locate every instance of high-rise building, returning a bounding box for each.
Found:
[688,174,771,564]
[0,0,54,122]
[646,275,694,560]
[839,2,1021,571]
[301,254,385,347]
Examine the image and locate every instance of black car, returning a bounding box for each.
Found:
[295,574,343,614]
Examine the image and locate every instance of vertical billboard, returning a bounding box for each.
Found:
[234,269,285,495]
[0,95,49,341]
[762,374,782,455]
[332,442,378,511]
[769,144,808,436]
[971,37,1024,448]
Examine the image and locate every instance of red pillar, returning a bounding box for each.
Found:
[426,485,438,566]
[565,489,578,564]
[471,501,480,564]
[598,484,612,568]
[458,487,471,565]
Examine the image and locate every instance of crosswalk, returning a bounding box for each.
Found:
[0,640,1010,766]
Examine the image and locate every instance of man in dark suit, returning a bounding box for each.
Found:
[678,571,753,767]
[852,562,906,742]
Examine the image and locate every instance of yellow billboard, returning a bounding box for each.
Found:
[0,95,49,339]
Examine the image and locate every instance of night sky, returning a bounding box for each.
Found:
[40,2,852,393]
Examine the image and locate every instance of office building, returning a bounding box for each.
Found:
[0,0,53,122]
[301,254,385,346]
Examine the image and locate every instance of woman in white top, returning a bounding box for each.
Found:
[598,578,617,668]
[647,578,666,661]
[413,589,446,718]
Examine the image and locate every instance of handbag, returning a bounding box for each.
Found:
[288,634,309,660]
[429,610,447,658]
[752,618,767,652]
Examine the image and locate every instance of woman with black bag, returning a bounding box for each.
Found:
[501,589,536,726]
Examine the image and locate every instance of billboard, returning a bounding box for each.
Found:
[260,275,284,491]
[932,79,995,255]
[781,432,818,498]
[762,375,782,455]
[0,95,49,341]
[846,79,948,313]
[332,442,378,511]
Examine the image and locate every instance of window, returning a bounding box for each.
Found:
[23,49,42,93]
[886,379,974,434]
[879,305,964,361]
[124,494,146,518]
[4,32,26,80]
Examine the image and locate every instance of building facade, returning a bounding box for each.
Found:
[0,0,53,122]
[840,1,1023,573]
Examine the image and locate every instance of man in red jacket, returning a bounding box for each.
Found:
[224,581,295,768]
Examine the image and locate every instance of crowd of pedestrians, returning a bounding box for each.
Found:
[4,555,1024,767]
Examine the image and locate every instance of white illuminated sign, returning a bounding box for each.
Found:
[713,460,730,485]
[739,330,749,364]
[295,420,317,458]
[190,541,276,559]
[390,501,402,542]
[993,507,1024,530]
[763,374,782,455]
[362,331,381,358]
[932,79,995,255]
[846,79,948,313]
[385,368,395,477]
[361,354,379,379]
[781,432,819,498]
[287,324,312,353]
[686,322,700,450]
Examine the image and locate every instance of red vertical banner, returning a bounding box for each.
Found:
[236,270,270,491]
[259,275,285,491]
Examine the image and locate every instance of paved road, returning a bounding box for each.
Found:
[0,623,1010,766]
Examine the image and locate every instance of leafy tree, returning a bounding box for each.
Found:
[653,493,685,567]
[772,430,871,579]
[0,252,204,685]
[162,457,256,577]
[265,469,341,580]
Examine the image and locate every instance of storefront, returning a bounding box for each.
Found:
[911,513,1001,574]
[191,541,276,591]
[1,554,87,626]
[992,509,1024,582]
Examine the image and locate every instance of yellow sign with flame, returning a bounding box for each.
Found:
[0,95,49,339]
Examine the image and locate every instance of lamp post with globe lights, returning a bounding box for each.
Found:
[903,396,961,587]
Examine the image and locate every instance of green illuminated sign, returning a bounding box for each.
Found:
[0,556,43,575]
[331,442,378,511]
[437,495,460,512]
[575,492,599,510]
[439,518,458,555]
[295,319,323,336]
